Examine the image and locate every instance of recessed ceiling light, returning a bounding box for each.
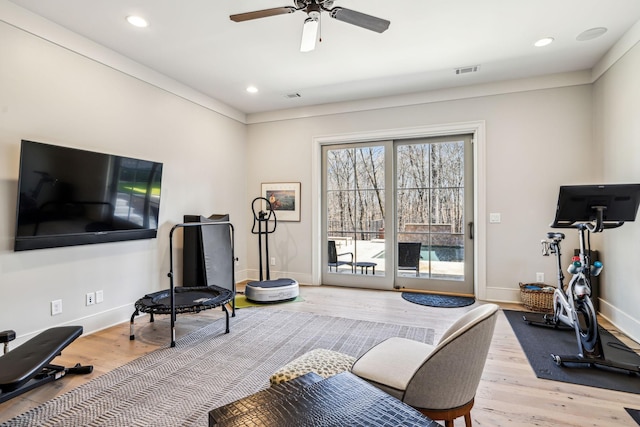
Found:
[534,37,554,47]
[246,86,258,94]
[576,27,607,41]
[126,15,149,28]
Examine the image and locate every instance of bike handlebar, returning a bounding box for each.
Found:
[551,205,625,232]
[550,220,624,231]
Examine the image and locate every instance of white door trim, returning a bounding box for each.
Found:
[311,121,487,299]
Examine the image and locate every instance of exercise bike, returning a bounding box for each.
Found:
[524,184,640,374]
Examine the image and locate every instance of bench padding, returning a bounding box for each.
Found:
[0,326,83,392]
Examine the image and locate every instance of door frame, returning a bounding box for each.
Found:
[311,121,487,299]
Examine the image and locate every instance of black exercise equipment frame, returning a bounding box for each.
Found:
[130,221,236,348]
[251,197,277,281]
[525,184,640,374]
[0,326,93,404]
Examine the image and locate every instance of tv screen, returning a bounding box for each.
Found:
[14,140,163,251]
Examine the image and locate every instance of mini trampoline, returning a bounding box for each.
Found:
[130,217,236,347]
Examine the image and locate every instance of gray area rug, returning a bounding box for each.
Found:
[2,309,434,427]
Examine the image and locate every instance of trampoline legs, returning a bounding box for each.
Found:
[129,310,155,341]
[129,309,139,340]
[222,305,230,334]
[226,300,236,318]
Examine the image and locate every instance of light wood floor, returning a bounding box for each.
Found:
[1,285,639,426]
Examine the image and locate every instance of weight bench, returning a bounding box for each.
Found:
[0,326,93,404]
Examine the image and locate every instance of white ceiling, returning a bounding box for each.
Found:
[8,0,640,115]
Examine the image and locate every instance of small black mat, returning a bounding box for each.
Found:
[401,292,475,308]
[504,310,640,394]
[626,408,640,426]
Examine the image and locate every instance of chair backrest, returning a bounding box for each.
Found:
[398,242,421,269]
[328,240,338,263]
[403,304,499,410]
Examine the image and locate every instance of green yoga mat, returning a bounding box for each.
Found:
[234,294,304,308]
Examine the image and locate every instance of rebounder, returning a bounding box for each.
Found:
[245,197,299,303]
[130,217,236,347]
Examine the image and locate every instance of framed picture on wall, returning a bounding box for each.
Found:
[261,182,301,222]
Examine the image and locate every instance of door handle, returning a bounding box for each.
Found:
[468,221,474,240]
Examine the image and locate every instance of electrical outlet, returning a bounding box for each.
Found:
[96,290,104,304]
[51,299,62,316]
[86,292,95,306]
[536,272,544,283]
[270,257,276,266]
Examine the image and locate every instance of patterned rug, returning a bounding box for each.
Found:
[401,292,475,308]
[2,309,434,427]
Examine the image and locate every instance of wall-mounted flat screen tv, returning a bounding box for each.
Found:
[14,140,163,251]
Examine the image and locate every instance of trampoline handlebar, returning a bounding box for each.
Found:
[167,221,234,347]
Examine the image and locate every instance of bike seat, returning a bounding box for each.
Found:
[547,232,565,240]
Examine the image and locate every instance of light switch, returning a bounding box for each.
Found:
[489,213,501,223]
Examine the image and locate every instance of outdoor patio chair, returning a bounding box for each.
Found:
[398,242,422,276]
[328,240,353,272]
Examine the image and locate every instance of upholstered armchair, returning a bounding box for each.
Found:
[351,303,499,427]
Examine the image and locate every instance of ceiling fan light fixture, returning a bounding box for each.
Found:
[534,37,554,47]
[126,15,149,28]
[300,17,319,52]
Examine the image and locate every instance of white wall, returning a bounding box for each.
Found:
[0,21,248,344]
[245,85,595,299]
[3,2,639,346]
[593,41,640,340]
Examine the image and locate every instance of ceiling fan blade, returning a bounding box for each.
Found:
[230,7,296,22]
[330,7,390,33]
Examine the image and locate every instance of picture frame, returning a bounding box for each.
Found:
[261,182,301,222]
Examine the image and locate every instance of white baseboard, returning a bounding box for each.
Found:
[483,286,522,304]
[8,304,137,348]
[598,298,640,344]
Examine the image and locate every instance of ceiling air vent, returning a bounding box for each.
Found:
[455,65,480,75]
[284,93,302,99]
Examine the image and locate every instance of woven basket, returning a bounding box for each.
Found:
[519,282,555,313]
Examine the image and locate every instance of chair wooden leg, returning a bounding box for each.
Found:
[416,399,474,427]
[464,412,472,427]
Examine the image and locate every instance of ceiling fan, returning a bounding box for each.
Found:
[230,0,390,52]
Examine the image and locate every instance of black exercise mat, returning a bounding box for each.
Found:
[401,292,475,308]
[504,309,640,394]
[626,408,640,426]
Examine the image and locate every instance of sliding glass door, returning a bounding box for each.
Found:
[321,134,473,294]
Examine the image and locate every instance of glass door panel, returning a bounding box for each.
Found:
[324,144,387,283]
[395,136,473,294]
